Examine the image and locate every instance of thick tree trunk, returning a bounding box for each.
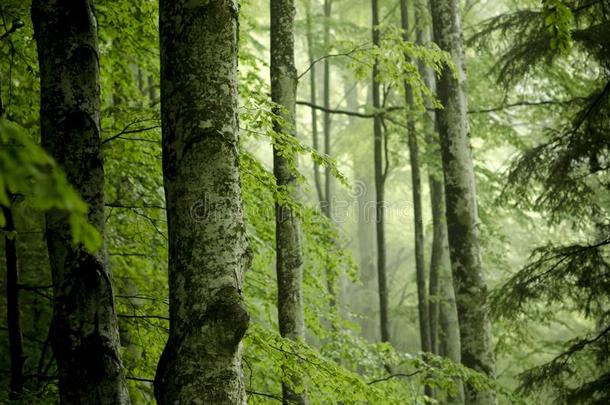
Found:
[155,1,249,403]
[400,0,431,357]
[3,206,25,400]
[271,0,307,403]
[31,1,129,403]
[371,0,391,343]
[429,0,496,403]
[305,1,324,207]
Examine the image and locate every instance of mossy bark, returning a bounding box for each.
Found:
[155,1,249,403]
[271,0,307,403]
[31,1,129,403]
[429,0,496,403]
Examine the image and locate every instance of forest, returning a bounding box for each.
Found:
[0,0,608,403]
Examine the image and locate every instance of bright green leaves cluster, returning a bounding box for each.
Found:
[0,118,101,251]
[346,26,452,112]
[543,0,574,53]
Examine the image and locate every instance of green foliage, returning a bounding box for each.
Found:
[0,118,100,250]
[542,0,574,53]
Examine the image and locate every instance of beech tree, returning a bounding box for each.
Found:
[154,0,249,403]
[429,0,496,403]
[270,0,306,403]
[371,0,390,344]
[31,0,129,403]
[399,0,431,358]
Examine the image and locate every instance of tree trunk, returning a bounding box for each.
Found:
[371,0,391,344]
[31,1,129,403]
[305,0,324,207]
[271,0,307,403]
[428,145,464,404]
[1,79,25,401]
[3,206,25,400]
[429,0,496,403]
[321,0,338,311]
[323,0,332,220]
[400,0,431,357]
[155,1,249,403]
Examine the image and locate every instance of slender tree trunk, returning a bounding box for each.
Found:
[428,148,464,404]
[323,0,332,220]
[1,80,25,401]
[3,205,25,400]
[400,0,431,357]
[155,1,249,403]
[429,0,496,403]
[31,1,129,403]
[414,0,441,358]
[305,1,324,206]
[271,0,307,403]
[371,0,390,343]
[321,0,339,311]
[147,76,157,106]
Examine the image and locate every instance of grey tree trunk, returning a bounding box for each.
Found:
[321,0,338,310]
[429,0,496,403]
[323,0,332,220]
[155,1,249,403]
[371,0,391,344]
[414,0,442,358]
[438,262,464,404]
[31,1,129,403]
[400,0,431,357]
[271,0,307,403]
[305,1,324,206]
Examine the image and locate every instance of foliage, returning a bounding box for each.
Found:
[0,118,100,250]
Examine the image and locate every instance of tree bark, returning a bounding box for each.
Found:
[400,0,431,357]
[371,0,391,344]
[271,0,307,403]
[31,1,129,403]
[305,0,324,207]
[3,205,25,400]
[322,0,332,220]
[321,0,339,311]
[429,0,496,403]
[1,77,25,401]
[155,1,249,403]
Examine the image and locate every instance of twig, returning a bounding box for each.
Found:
[367,370,424,385]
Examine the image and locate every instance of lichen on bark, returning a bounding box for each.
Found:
[31,1,130,403]
[270,0,307,403]
[155,1,250,403]
[429,0,497,404]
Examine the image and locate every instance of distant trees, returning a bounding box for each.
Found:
[155,0,249,402]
